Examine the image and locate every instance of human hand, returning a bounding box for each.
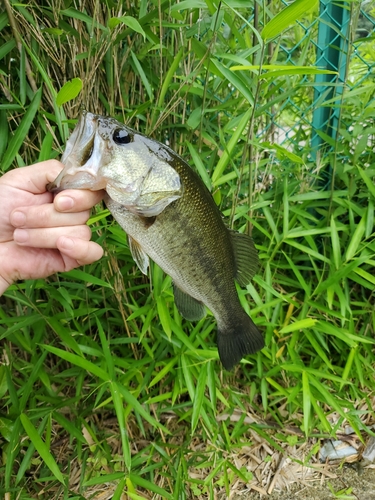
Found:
[0,160,104,295]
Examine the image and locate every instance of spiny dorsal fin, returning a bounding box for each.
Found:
[128,235,149,275]
[229,230,259,287]
[173,284,206,321]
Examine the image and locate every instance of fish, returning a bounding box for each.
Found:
[47,111,264,370]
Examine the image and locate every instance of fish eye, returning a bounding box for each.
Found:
[113,128,131,145]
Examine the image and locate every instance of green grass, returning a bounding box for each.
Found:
[1,0,375,498]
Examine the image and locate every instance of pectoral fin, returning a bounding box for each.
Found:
[173,284,206,321]
[230,230,259,287]
[134,192,181,217]
[128,236,149,275]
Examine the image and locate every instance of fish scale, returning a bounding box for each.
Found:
[48,111,265,370]
[107,157,236,313]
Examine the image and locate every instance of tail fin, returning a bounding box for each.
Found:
[217,314,264,370]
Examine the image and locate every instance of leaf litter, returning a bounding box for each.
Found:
[22,393,375,499]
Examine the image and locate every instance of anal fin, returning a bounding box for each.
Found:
[173,284,206,321]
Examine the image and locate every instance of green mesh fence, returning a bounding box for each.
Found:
[262,1,375,156]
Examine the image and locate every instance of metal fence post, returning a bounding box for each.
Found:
[311,0,350,159]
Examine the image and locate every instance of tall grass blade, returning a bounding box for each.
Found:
[111,382,132,470]
[20,414,65,484]
[42,345,111,381]
[212,109,251,184]
[1,87,42,171]
[191,362,208,433]
[345,215,366,261]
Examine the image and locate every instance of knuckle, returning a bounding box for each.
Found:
[82,225,92,239]
[35,206,52,226]
[45,159,63,172]
[45,160,64,180]
[72,225,92,240]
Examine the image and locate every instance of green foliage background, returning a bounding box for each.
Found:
[0,0,375,498]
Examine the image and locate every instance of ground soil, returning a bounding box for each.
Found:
[232,466,375,499]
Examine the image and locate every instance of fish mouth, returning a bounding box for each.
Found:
[47,170,97,193]
[47,112,106,193]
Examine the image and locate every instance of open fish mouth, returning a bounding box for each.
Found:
[47,112,106,193]
[46,170,98,193]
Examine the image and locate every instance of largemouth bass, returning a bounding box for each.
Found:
[48,111,264,369]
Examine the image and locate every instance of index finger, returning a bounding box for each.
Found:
[2,160,64,194]
[54,188,105,213]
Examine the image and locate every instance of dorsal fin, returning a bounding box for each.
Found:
[229,230,259,287]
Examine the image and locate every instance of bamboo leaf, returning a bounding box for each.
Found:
[304,330,334,370]
[130,51,153,100]
[115,384,170,435]
[353,268,375,286]
[61,8,107,30]
[149,357,177,388]
[97,317,114,379]
[181,354,196,401]
[283,177,289,237]
[1,87,42,171]
[186,141,212,190]
[341,347,357,389]
[231,65,337,77]
[345,215,366,261]
[285,240,331,264]
[212,109,251,185]
[310,396,332,434]
[111,382,131,470]
[330,216,342,270]
[262,0,319,40]
[156,296,171,338]
[56,78,83,106]
[314,321,375,346]
[156,47,183,109]
[41,345,111,381]
[366,200,374,239]
[129,473,173,500]
[0,39,16,59]
[63,269,113,288]
[357,166,375,199]
[302,371,311,435]
[308,377,347,420]
[109,16,146,39]
[262,141,305,163]
[191,363,208,433]
[212,59,254,105]
[170,0,207,12]
[20,414,65,484]
[52,412,87,444]
[22,41,68,141]
[279,318,317,334]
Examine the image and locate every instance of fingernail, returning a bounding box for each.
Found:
[11,211,26,226]
[56,196,74,211]
[60,236,74,250]
[14,229,29,243]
